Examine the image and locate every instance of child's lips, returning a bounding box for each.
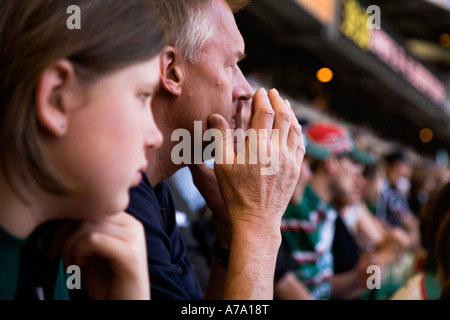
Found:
[133,163,147,186]
[133,171,143,186]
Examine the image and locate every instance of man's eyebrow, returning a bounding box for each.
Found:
[237,51,247,62]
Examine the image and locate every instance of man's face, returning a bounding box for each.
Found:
[362,168,384,204]
[179,0,252,136]
[330,156,362,205]
[397,161,412,179]
[351,163,366,203]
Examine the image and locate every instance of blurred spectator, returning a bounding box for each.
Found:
[275,134,331,300]
[281,122,369,299]
[274,241,315,300]
[332,158,415,300]
[391,182,450,299]
[408,166,437,217]
[376,151,420,249]
[329,137,413,300]
[289,134,331,206]
[330,159,376,300]
[436,166,450,189]
[362,162,386,215]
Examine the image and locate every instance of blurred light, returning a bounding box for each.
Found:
[439,33,450,47]
[419,128,433,143]
[316,67,333,83]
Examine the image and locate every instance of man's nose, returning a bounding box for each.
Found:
[233,65,253,101]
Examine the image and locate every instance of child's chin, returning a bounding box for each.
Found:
[99,193,130,217]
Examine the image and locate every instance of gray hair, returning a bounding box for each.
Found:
[152,0,248,64]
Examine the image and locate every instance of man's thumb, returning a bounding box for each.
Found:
[207,114,222,129]
[189,162,215,183]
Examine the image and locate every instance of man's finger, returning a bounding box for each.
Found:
[250,88,275,136]
[207,113,235,165]
[286,101,304,154]
[269,89,292,145]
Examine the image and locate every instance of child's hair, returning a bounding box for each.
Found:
[432,183,450,300]
[0,0,166,197]
[435,203,450,300]
[419,182,450,254]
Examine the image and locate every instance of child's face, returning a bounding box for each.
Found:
[56,57,162,218]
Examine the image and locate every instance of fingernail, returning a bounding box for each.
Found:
[259,87,267,95]
[271,88,279,95]
[207,115,220,128]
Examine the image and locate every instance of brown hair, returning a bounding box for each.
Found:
[0,0,166,196]
[435,195,450,299]
[419,183,450,254]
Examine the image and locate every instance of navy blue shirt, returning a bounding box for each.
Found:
[332,216,360,274]
[126,173,203,300]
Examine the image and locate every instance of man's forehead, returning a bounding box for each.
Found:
[193,0,245,65]
[208,0,244,44]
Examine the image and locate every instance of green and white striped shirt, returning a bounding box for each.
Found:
[281,184,337,299]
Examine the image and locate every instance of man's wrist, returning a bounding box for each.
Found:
[213,215,232,248]
[213,242,230,267]
[232,220,282,252]
[231,214,282,238]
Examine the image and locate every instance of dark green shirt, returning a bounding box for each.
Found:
[0,224,70,300]
[0,226,26,299]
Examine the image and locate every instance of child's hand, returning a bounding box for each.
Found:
[53,213,150,300]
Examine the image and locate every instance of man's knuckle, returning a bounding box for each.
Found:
[277,110,292,124]
[291,123,303,137]
[298,144,306,155]
[259,109,275,120]
[87,232,103,245]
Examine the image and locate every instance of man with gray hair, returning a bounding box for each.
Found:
[126,0,305,299]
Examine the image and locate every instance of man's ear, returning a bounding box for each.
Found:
[35,59,80,137]
[160,46,184,97]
